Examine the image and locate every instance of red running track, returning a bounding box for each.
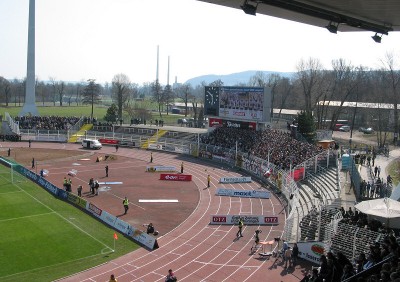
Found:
[10,142,309,282]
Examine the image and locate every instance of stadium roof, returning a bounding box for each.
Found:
[318,100,394,109]
[197,1,399,34]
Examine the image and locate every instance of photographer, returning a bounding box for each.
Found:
[146,223,155,235]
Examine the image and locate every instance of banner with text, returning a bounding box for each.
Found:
[99,139,118,145]
[127,226,157,249]
[146,166,176,172]
[216,188,270,199]
[297,241,326,264]
[160,174,192,181]
[220,176,251,183]
[210,215,278,225]
[148,144,163,150]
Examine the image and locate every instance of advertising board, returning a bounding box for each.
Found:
[160,174,192,181]
[216,188,270,199]
[210,215,278,225]
[220,176,251,183]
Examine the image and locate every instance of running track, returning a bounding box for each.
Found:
[8,142,308,282]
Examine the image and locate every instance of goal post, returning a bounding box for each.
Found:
[0,157,26,184]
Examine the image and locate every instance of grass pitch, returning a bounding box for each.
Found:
[0,166,140,282]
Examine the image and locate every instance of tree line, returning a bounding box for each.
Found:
[0,53,399,134]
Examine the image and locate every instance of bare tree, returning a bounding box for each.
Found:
[275,77,294,121]
[163,84,174,115]
[295,57,324,113]
[248,71,279,119]
[49,77,57,106]
[57,81,65,106]
[0,77,11,106]
[379,52,400,137]
[151,80,163,118]
[248,71,269,87]
[175,83,193,117]
[112,74,131,122]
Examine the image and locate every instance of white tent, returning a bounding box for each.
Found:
[354,198,400,228]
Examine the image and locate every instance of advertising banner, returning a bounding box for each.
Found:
[290,167,305,182]
[216,188,270,199]
[114,218,132,235]
[127,226,156,249]
[77,198,87,209]
[160,174,192,181]
[174,147,190,154]
[208,117,223,128]
[99,210,117,227]
[297,241,326,264]
[99,139,118,145]
[146,166,176,172]
[212,154,229,162]
[220,176,251,183]
[86,202,103,218]
[58,189,68,199]
[66,192,81,205]
[148,144,163,150]
[119,141,135,147]
[15,165,60,196]
[210,215,278,225]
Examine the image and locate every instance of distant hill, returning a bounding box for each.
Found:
[184,70,294,86]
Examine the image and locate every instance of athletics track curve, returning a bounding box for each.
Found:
[13,142,309,282]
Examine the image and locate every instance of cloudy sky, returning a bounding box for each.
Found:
[1,0,399,85]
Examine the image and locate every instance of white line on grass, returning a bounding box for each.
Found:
[3,252,113,281]
[0,190,23,195]
[0,174,114,253]
[0,211,55,222]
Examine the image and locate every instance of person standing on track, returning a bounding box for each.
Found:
[89,177,94,194]
[150,152,153,163]
[123,196,129,214]
[109,274,118,282]
[31,157,35,169]
[207,174,211,188]
[181,162,184,174]
[236,217,244,237]
[77,185,82,197]
[105,165,109,177]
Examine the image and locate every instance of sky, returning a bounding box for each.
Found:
[1,0,400,86]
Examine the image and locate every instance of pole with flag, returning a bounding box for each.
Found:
[113,232,118,252]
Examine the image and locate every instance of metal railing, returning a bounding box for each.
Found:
[5,112,20,135]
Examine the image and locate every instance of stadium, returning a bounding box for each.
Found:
[0,84,398,282]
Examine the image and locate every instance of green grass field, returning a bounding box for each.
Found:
[0,165,140,282]
[1,104,187,125]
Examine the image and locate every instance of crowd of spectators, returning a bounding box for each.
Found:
[302,231,400,281]
[14,115,81,131]
[201,127,324,170]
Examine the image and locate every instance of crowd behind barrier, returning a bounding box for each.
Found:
[14,115,82,131]
[201,127,325,170]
